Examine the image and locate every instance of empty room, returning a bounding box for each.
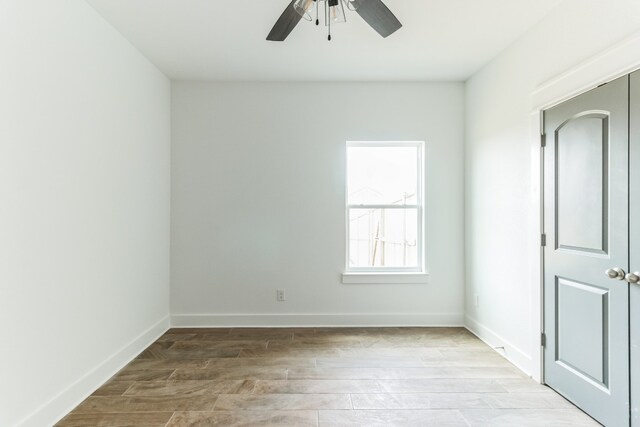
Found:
[2,0,640,426]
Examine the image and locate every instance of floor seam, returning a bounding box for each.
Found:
[162,411,176,427]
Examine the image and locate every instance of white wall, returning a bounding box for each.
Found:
[171,82,464,326]
[0,1,171,426]
[465,0,640,376]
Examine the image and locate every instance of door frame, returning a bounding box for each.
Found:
[530,29,640,383]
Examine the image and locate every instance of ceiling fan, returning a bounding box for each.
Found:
[267,0,402,42]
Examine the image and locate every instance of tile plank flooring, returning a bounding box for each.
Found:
[57,327,599,426]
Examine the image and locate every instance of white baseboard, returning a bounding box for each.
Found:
[17,316,170,427]
[464,315,533,378]
[171,313,465,328]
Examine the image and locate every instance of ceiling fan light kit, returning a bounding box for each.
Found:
[267,0,402,42]
[293,0,315,17]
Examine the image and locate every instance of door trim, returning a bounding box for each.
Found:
[630,70,640,427]
[530,29,640,383]
[533,30,640,110]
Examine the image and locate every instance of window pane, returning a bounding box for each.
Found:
[347,145,418,205]
[349,208,418,268]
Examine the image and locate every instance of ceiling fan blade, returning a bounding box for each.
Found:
[267,0,303,41]
[353,0,402,38]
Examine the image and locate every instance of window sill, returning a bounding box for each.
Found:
[341,272,430,284]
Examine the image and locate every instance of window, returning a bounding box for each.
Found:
[345,141,425,280]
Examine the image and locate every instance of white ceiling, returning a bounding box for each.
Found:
[86,0,562,81]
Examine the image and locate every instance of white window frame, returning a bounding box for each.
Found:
[343,141,427,283]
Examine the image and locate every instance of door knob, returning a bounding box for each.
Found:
[625,272,640,284]
[605,268,626,280]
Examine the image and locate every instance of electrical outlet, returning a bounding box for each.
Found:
[277,289,286,302]
[475,295,479,308]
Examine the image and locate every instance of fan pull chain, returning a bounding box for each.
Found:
[315,0,319,25]
[327,2,331,41]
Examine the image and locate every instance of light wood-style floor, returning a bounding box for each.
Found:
[57,327,599,426]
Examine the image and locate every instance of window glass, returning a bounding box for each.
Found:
[346,142,423,272]
[347,146,418,205]
[349,208,418,268]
